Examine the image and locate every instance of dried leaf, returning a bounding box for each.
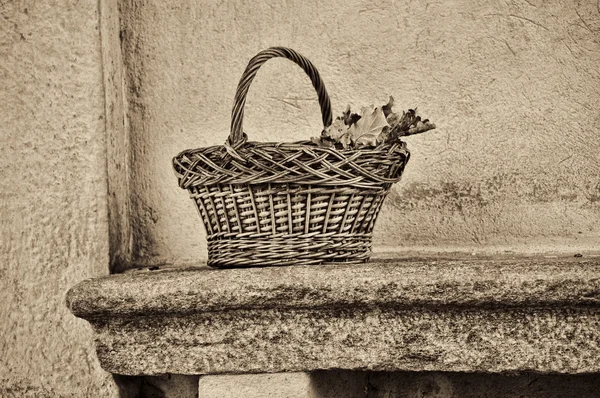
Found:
[382,96,394,118]
[322,118,347,141]
[342,105,361,126]
[311,96,436,148]
[310,136,334,148]
[348,105,389,148]
[386,112,400,127]
[339,132,352,149]
[319,118,353,149]
[407,120,437,136]
[378,125,391,145]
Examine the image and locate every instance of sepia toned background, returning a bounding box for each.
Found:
[122,0,600,266]
[1,0,599,395]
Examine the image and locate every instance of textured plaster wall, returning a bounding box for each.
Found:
[0,1,118,396]
[121,0,600,267]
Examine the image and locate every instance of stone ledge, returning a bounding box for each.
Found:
[66,255,600,375]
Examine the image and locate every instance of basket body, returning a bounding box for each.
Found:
[191,183,387,267]
[174,141,409,268]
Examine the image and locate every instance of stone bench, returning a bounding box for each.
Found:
[66,255,600,396]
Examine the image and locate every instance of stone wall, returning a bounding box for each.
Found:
[0,1,117,396]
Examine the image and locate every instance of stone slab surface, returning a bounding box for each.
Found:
[93,305,600,376]
[68,256,600,317]
[67,256,600,376]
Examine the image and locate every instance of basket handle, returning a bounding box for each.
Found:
[229,47,333,146]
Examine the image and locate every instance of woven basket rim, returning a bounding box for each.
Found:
[175,139,408,157]
[173,140,409,190]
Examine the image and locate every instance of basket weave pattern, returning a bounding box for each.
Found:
[173,47,410,267]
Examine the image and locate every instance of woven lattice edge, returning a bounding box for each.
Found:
[174,140,410,189]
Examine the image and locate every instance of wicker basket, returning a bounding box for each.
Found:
[173,47,410,268]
